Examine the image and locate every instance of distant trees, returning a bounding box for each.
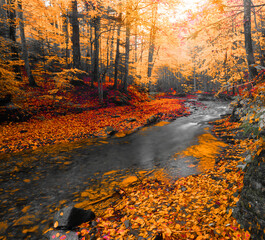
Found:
[0,0,264,98]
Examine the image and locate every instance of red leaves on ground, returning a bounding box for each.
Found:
[0,87,188,153]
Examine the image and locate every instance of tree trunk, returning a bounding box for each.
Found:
[63,13,70,68]
[147,3,158,78]
[134,25,138,63]
[17,1,37,86]
[7,0,21,81]
[252,2,264,67]
[243,0,258,80]
[114,14,121,90]
[110,23,115,74]
[123,20,130,92]
[71,0,81,69]
[92,17,100,93]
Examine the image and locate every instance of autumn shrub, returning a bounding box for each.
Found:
[53,68,89,89]
[0,36,24,102]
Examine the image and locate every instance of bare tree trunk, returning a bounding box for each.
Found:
[17,1,37,86]
[134,25,138,63]
[243,0,257,80]
[252,2,264,67]
[7,0,21,80]
[63,13,70,68]
[147,3,158,78]
[92,16,101,100]
[71,0,81,69]
[123,19,130,92]
[110,23,115,73]
[114,14,121,89]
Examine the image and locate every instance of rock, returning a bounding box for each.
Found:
[233,150,265,239]
[126,118,136,122]
[0,103,31,123]
[104,126,117,136]
[44,230,79,240]
[146,115,159,125]
[70,79,85,86]
[124,219,131,229]
[53,205,95,229]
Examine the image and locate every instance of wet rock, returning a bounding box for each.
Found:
[146,115,159,125]
[53,205,95,229]
[126,118,137,122]
[233,151,265,239]
[104,126,117,136]
[44,229,79,240]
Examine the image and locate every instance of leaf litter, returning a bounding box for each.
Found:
[72,117,251,240]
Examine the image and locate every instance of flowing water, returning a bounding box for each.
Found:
[0,101,230,239]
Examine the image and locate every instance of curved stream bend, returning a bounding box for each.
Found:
[0,101,229,239]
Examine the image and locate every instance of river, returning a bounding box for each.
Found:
[0,101,230,239]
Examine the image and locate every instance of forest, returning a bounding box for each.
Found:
[0,0,265,239]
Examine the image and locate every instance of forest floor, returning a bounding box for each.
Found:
[0,81,253,239]
[0,82,195,154]
[43,116,252,240]
[78,117,251,240]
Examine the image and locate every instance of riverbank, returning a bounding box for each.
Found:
[57,116,250,240]
[0,95,193,154]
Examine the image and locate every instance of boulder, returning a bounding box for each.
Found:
[104,126,117,136]
[233,151,265,239]
[0,103,31,123]
[126,118,136,122]
[53,205,95,230]
[70,79,85,86]
[44,230,79,240]
[146,115,159,125]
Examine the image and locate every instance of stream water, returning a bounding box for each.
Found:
[0,101,230,239]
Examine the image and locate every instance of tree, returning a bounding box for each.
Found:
[123,10,131,92]
[71,0,81,69]
[147,2,158,78]
[6,0,21,80]
[17,0,37,86]
[243,0,258,80]
[114,13,122,89]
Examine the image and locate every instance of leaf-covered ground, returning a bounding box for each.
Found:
[66,117,251,240]
[0,84,190,154]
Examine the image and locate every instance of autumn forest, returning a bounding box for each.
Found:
[0,0,265,239]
